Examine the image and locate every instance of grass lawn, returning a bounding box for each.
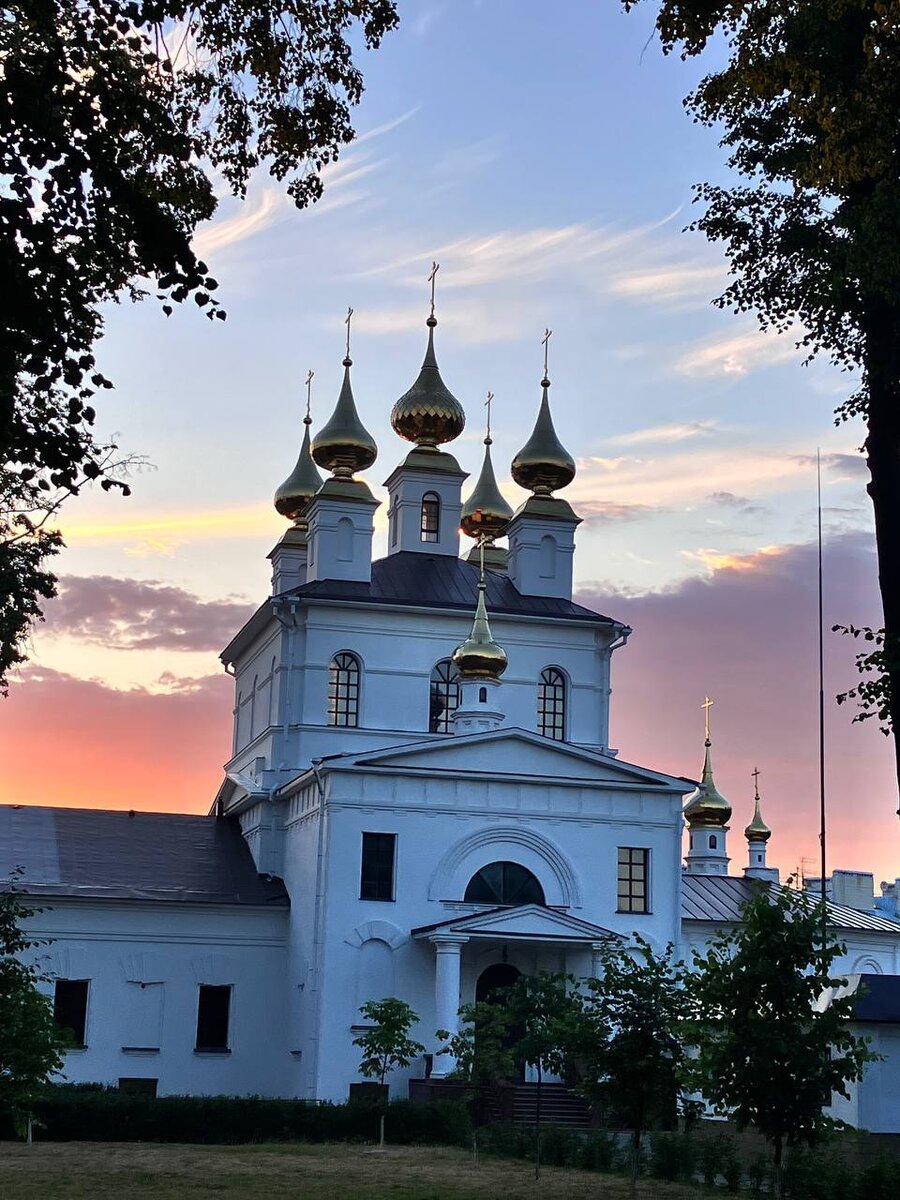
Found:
[0,1141,707,1200]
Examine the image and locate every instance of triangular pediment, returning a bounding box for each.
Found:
[339,727,690,793]
[413,903,620,943]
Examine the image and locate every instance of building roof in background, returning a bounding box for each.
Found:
[290,552,618,625]
[0,806,289,907]
[682,874,900,934]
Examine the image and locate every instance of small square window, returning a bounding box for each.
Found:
[617,848,650,914]
[361,832,396,901]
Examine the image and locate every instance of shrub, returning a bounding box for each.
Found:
[649,1131,696,1182]
[0,1084,472,1147]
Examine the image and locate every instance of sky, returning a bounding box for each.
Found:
[1,0,896,887]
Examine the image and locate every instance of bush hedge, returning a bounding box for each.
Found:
[0,1084,472,1147]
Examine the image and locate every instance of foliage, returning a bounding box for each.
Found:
[500,972,582,1180]
[0,1084,473,1145]
[687,883,876,1194]
[576,937,690,1180]
[353,998,425,1087]
[647,1131,697,1183]
[834,625,896,741]
[436,999,516,1085]
[625,0,900,792]
[0,884,65,1132]
[0,0,398,692]
[476,1122,623,1175]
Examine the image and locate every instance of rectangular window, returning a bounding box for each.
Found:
[360,832,396,901]
[195,985,231,1052]
[617,847,650,914]
[53,979,89,1047]
[118,1077,158,1097]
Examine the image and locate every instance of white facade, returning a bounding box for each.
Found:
[6,335,900,1131]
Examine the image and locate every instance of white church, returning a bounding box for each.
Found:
[4,297,900,1130]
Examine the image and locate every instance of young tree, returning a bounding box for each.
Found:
[687,885,876,1197]
[436,999,517,1087]
[503,972,581,1181]
[623,0,900,800]
[1,0,398,692]
[0,886,65,1135]
[353,997,425,1145]
[577,938,691,1185]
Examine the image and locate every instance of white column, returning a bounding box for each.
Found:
[430,935,468,1078]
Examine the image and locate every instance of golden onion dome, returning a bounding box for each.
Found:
[744,786,772,842]
[391,316,466,448]
[311,357,377,479]
[511,376,576,496]
[460,438,514,542]
[684,739,733,829]
[274,415,323,526]
[452,579,508,682]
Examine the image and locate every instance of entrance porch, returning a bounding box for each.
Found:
[411,903,621,1078]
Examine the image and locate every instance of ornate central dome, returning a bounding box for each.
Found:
[391,316,466,448]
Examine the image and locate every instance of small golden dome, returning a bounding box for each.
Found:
[391,318,466,448]
[452,580,508,681]
[684,740,733,828]
[274,416,323,526]
[744,787,771,842]
[511,378,575,496]
[460,439,514,542]
[311,359,377,479]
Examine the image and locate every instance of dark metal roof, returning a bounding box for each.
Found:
[681,874,900,934]
[0,805,289,907]
[285,552,618,626]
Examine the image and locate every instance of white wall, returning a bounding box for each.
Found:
[25,899,293,1098]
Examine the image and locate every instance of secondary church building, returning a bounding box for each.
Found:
[4,302,900,1129]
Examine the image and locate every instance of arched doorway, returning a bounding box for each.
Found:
[476,963,524,1081]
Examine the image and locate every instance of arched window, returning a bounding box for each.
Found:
[420,492,440,543]
[537,667,566,741]
[328,652,360,727]
[337,516,354,561]
[539,533,557,578]
[709,834,718,850]
[464,862,545,906]
[429,659,459,733]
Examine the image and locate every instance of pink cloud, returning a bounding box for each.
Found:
[0,668,232,814]
[579,530,898,888]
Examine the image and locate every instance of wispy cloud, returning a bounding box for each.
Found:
[578,500,661,523]
[194,187,287,257]
[609,262,725,307]
[675,326,803,377]
[607,421,718,448]
[685,544,785,574]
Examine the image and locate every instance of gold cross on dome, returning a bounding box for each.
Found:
[541,327,553,379]
[304,370,314,422]
[485,391,494,441]
[701,695,714,741]
[428,261,440,318]
[752,766,761,797]
[344,307,353,360]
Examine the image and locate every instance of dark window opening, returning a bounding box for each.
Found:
[478,686,487,703]
[617,847,650,914]
[361,832,396,901]
[709,834,718,850]
[54,979,88,1047]
[421,493,440,543]
[537,668,566,741]
[328,652,360,727]
[196,985,231,1051]
[429,659,459,733]
[464,861,545,906]
[119,1078,158,1097]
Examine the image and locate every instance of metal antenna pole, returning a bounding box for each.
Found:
[817,448,827,950]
